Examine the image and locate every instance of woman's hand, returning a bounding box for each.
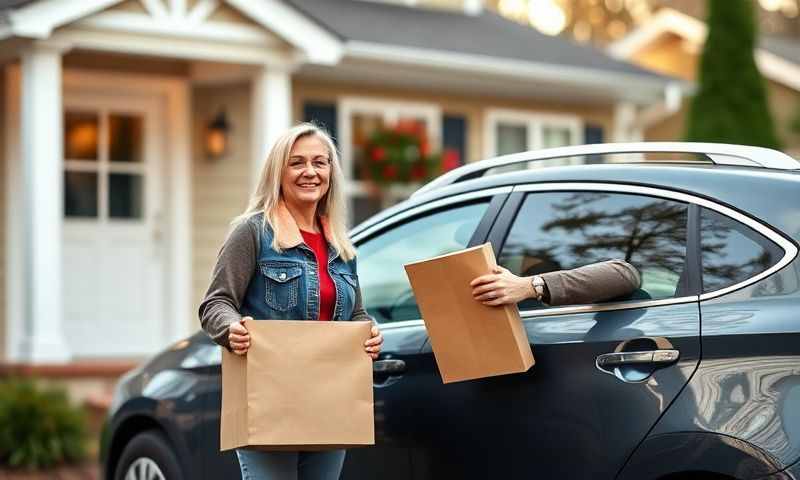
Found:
[228,317,252,355]
[470,265,533,306]
[364,325,383,360]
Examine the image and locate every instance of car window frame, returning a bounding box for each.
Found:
[350,186,512,327]
[696,205,787,294]
[488,182,797,318]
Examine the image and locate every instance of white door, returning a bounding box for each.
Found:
[62,93,166,357]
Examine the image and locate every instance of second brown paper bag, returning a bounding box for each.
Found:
[220,320,375,451]
[404,243,534,383]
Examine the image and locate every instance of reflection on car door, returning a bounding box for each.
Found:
[406,188,702,479]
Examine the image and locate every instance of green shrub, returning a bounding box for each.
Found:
[0,378,88,470]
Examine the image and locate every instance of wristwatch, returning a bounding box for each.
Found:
[531,275,546,302]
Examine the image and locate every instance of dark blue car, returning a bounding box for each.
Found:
[100,143,800,480]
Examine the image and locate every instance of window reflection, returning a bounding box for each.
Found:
[358,202,489,323]
[109,113,143,163]
[700,208,782,293]
[499,192,689,308]
[64,112,99,161]
[64,172,98,218]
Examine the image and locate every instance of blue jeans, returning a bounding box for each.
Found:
[236,449,346,480]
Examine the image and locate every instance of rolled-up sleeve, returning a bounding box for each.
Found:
[198,220,259,349]
[540,260,641,306]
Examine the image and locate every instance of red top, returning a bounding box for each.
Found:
[300,229,335,321]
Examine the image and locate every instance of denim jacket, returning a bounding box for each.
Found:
[240,213,359,322]
[198,201,372,349]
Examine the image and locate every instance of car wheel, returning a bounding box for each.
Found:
[114,430,184,480]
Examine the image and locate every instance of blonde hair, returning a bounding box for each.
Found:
[233,123,356,261]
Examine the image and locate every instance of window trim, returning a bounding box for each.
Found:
[338,96,442,199]
[484,108,583,159]
[511,182,798,304]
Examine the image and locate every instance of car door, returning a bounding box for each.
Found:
[340,189,507,480]
[181,337,242,479]
[407,184,703,479]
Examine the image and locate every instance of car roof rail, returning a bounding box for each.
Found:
[412,142,800,198]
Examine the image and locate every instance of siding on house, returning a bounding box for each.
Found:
[0,71,5,361]
[112,0,147,14]
[63,52,191,77]
[770,81,800,152]
[190,83,253,334]
[292,79,617,163]
[630,33,699,81]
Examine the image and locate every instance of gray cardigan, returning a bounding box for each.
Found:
[199,221,641,349]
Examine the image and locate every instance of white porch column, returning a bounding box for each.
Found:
[613,101,638,143]
[251,65,293,189]
[19,42,71,362]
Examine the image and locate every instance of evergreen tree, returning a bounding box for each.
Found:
[686,0,781,149]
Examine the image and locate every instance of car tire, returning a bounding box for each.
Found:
[114,430,184,480]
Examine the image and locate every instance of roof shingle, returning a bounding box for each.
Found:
[287,0,663,78]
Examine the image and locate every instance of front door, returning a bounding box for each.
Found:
[62,93,166,357]
[407,187,702,479]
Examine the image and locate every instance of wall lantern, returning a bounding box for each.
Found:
[205,110,230,160]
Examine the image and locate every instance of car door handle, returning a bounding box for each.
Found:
[596,349,680,368]
[373,359,406,374]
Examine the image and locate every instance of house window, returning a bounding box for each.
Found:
[339,98,441,225]
[485,109,583,168]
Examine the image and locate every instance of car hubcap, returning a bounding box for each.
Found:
[125,457,165,480]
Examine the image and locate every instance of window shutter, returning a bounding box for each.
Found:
[583,124,604,145]
[443,115,468,165]
[303,102,338,146]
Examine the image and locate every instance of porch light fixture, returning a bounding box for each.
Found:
[205,110,230,160]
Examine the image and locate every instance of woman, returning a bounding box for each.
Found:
[199,123,382,480]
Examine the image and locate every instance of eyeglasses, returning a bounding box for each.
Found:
[288,157,331,171]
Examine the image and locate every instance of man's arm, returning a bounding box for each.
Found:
[471,260,642,307]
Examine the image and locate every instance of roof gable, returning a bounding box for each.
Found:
[0,0,343,64]
[609,8,800,92]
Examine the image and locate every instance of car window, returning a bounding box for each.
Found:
[700,208,783,293]
[498,191,689,310]
[357,201,490,323]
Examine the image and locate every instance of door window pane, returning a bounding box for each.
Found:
[109,173,144,219]
[357,201,490,323]
[700,208,783,293]
[64,172,98,217]
[109,113,143,163]
[498,192,689,308]
[64,112,99,161]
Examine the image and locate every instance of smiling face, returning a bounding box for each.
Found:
[280,134,331,210]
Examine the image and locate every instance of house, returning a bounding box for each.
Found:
[0,0,677,383]
[609,7,800,157]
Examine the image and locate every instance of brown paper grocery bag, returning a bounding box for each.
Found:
[404,243,534,383]
[220,320,375,451]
